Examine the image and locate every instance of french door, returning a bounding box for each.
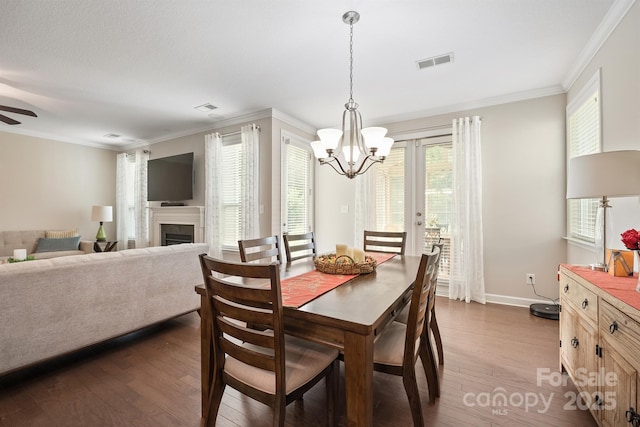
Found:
[370,134,452,280]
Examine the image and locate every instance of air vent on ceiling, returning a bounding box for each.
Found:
[416,52,454,70]
[194,103,218,112]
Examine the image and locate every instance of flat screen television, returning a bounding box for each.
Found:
[147,152,194,201]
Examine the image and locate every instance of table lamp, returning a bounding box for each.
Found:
[91,205,113,242]
[566,150,640,270]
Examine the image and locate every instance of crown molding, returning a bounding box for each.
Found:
[270,108,316,135]
[562,0,637,90]
[373,85,566,126]
[0,127,116,150]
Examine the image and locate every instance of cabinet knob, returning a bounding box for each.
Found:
[571,337,579,348]
[610,321,619,334]
[563,284,569,293]
[581,298,589,309]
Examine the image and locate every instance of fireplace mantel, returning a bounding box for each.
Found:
[149,206,205,246]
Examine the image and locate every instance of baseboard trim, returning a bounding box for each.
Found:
[435,284,556,308]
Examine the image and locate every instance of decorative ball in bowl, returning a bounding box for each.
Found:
[314,253,377,275]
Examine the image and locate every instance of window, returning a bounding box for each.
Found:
[220,134,245,249]
[373,147,405,232]
[282,132,313,235]
[567,70,601,243]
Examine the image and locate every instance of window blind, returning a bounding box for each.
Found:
[567,73,600,243]
[221,135,244,248]
[373,147,405,231]
[285,143,312,234]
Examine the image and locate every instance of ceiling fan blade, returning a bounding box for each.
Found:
[0,105,37,117]
[0,113,21,125]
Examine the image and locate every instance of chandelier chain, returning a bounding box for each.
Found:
[349,19,354,103]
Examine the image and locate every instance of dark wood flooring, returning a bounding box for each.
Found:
[0,298,597,426]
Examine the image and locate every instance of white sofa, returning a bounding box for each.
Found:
[0,242,208,375]
[0,230,93,261]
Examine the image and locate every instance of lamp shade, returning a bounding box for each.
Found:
[567,150,640,199]
[91,205,113,222]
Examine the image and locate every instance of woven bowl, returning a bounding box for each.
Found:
[314,253,377,275]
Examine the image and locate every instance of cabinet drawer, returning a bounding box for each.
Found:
[600,299,640,365]
[560,275,598,324]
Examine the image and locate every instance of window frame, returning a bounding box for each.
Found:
[281,130,314,236]
[566,69,602,244]
[220,133,245,252]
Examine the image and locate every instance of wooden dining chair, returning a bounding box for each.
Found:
[372,247,440,425]
[283,231,317,262]
[238,235,282,264]
[363,230,407,255]
[396,240,445,366]
[198,254,339,427]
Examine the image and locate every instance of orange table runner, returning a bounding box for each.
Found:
[564,265,640,311]
[281,252,396,308]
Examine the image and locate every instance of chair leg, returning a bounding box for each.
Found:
[418,331,439,403]
[204,373,225,427]
[274,395,287,427]
[430,309,444,365]
[402,368,425,427]
[325,359,339,427]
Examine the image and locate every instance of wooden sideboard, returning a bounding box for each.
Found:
[559,265,640,426]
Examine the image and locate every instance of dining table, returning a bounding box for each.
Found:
[195,253,422,427]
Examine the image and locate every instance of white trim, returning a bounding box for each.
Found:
[0,127,117,150]
[435,285,556,308]
[374,85,565,127]
[566,69,602,115]
[562,0,637,90]
[271,109,316,135]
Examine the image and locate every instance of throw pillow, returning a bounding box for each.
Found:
[45,229,79,238]
[35,236,82,253]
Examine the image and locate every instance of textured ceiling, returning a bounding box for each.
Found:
[0,0,625,149]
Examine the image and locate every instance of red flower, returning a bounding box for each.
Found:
[621,229,640,250]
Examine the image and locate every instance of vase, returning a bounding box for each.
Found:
[636,251,640,292]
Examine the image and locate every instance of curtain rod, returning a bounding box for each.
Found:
[219,124,261,138]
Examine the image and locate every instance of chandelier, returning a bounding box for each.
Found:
[310,11,393,179]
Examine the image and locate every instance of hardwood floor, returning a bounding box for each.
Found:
[0,298,597,426]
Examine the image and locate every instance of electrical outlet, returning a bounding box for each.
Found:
[526,273,535,285]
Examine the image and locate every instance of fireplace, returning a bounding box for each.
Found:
[149,206,205,246]
[161,224,194,246]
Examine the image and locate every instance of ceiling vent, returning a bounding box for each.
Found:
[416,52,454,70]
[194,103,218,112]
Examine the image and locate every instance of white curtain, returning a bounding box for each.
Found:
[114,150,149,250]
[205,132,222,257]
[134,149,149,248]
[115,153,130,251]
[449,116,486,304]
[241,124,260,239]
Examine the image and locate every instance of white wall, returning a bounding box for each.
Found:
[566,1,640,265]
[0,131,117,240]
[316,94,567,305]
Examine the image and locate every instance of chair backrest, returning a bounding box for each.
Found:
[402,247,440,369]
[238,235,282,264]
[363,230,407,255]
[431,239,445,283]
[283,232,317,262]
[198,254,286,395]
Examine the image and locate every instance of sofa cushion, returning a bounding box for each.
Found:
[35,236,81,253]
[45,229,79,238]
